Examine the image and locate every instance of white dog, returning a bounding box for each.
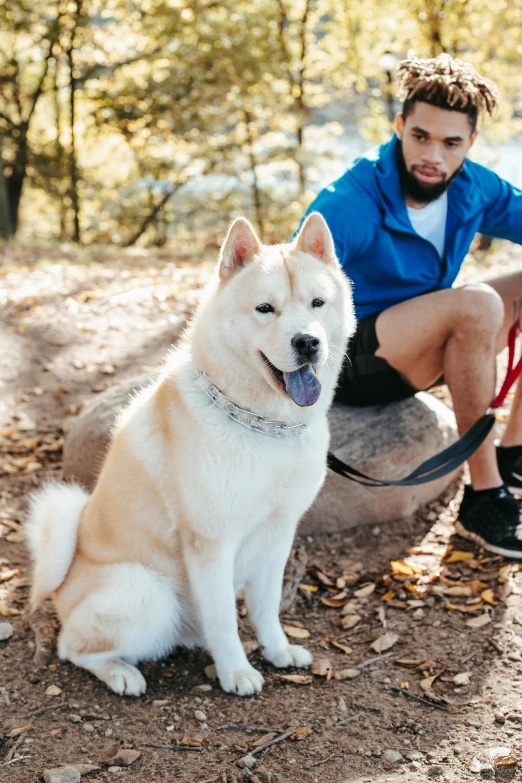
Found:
[26,213,355,697]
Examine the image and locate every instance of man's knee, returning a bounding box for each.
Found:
[453,284,504,337]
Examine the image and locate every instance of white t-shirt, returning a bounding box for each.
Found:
[406,191,448,259]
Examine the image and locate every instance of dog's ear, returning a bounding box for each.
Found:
[218,218,262,280]
[294,212,337,265]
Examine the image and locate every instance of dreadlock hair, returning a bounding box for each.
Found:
[395,51,500,131]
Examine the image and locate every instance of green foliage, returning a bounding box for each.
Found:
[0,0,521,244]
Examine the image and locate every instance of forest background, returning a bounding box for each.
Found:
[1,0,522,249]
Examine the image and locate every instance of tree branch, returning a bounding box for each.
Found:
[124,183,184,246]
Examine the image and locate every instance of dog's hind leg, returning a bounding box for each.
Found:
[57,562,180,696]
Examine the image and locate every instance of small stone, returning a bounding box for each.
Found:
[83,724,95,733]
[194,709,207,722]
[427,765,444,777]
[194,684,212,692]
[43,767,81,783]
[0,623,14,642]
[338,695,348,713]
[383,750,403,763]
[495,712,506,724]
[69,714,82,723]
[411,761,422,770]
[105,728,113,737]
[469,757,482,773]
[406,751,424,761]
[45,685,62,697]
[108,767,122,774]
[152,699,169,707]
[237,755,257,770]
[106,749,140,767]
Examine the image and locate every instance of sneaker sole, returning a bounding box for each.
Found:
[454,521,522,559]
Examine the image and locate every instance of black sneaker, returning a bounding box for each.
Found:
[455,484,522,559]
[497,444,522,494]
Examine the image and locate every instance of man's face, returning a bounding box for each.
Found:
[395,102,477,205]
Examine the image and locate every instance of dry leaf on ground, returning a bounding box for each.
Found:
[354,583,376,598]
[277,674,313,685]
[370,632,399,653]
[466,613,492,628]
[283,625,310,639]
[341,614,362,630]
[334,668,361,680]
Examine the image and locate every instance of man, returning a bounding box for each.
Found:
[304,52,522,557]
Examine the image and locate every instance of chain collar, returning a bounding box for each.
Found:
[195,370,306,439]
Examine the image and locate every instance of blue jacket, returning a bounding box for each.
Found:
[305,135,522,321]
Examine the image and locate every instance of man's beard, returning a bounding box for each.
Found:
[397,140,463,204]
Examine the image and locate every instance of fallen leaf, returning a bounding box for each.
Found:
[252,733,277,747]
[433,585,473,597]
[7,723,34,738]
[330,640,353,655]
[453,672,472,686]
[299,584,318,593]
[277,674,313,685]
[445,550,475,563]
[370,632,399,653]
[354,583,375,598]
[333,668,361,680]
[336,577,346,589]
[390,560,423,576]
[0,569,20,582]
[311,657,333,677]
[290,727,313,741]
[204,664,217,681]
[0,603,20,616]
[321,594,349,608]
[400,681,409,689]
[381,590,395,601]
[466,613,492,628]
[181,734,203,747]
[395,658,426,669]
[419,675,437,692]
[481,589,499,605]
[50,728,62,737]
[283,625,310,640]
[341,614,361,630]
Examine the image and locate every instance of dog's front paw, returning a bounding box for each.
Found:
[219,665,264,696]
[106,662,147,697]
[264,644,313,669]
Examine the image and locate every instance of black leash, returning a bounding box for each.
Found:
[327,411,496,487]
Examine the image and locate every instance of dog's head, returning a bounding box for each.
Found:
[194,213,355,409]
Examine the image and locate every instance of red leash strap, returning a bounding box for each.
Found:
[491,318,522,410]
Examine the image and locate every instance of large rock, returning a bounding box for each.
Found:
[301,392,459,533]
[63,379,459,529]
[62,374,156,490]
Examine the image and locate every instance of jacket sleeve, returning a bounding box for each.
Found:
[478,170,522,244]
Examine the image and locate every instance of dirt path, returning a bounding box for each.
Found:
[1,243,522,783]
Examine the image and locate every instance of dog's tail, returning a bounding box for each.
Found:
[26,483,89,611]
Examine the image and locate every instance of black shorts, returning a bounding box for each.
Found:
[335,311,419,407]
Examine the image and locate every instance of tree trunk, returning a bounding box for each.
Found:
[244,110,264,235]
[67,1,81,243]
[0,143,14,239]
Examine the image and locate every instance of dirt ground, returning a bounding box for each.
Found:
[2,241,522,783]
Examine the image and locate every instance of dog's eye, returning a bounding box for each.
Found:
[312,298,325,308]
[256,303,274,314]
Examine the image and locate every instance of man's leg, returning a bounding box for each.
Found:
[374,283,504,490]
[485,270,522,448]
[373,279,522,558]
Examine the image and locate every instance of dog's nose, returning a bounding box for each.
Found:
[291,333,320,358]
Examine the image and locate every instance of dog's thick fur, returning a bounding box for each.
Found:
[26,213,355,697]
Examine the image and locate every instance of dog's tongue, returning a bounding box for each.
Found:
[283,365,321,407]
